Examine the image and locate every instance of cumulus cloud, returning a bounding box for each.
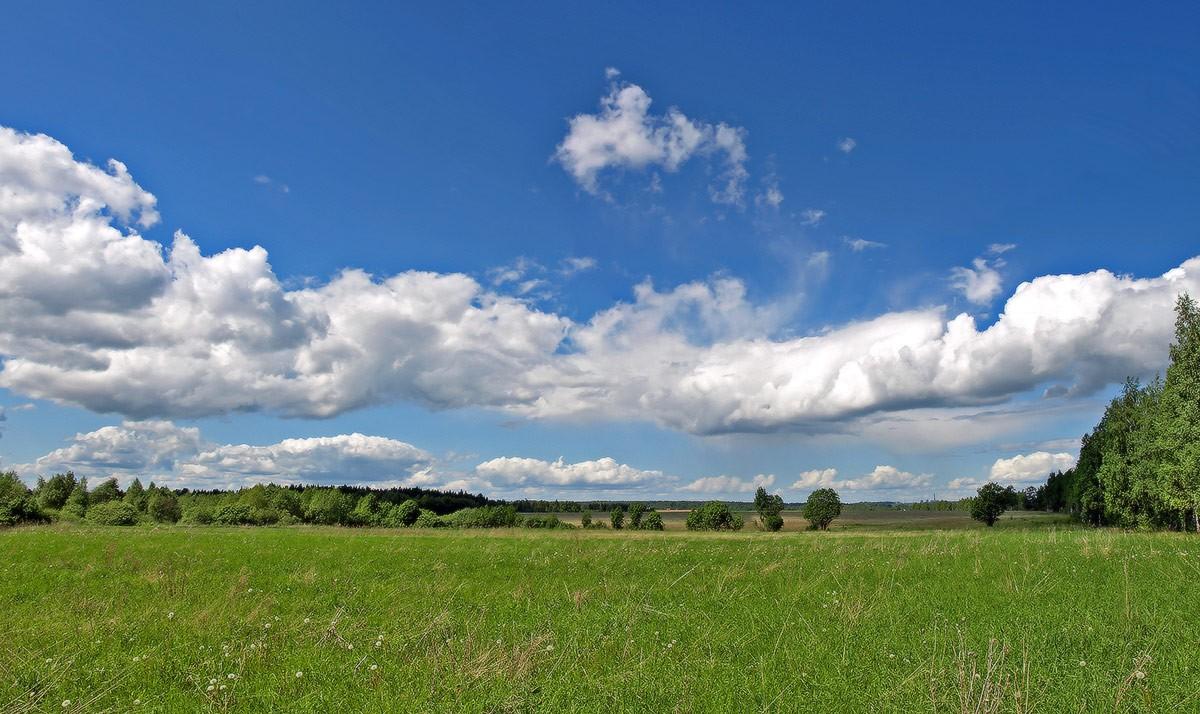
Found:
[989,451,1076,484]
[844,236,886,252]
[1,126,1198,436]
[680,473,774,494]
[474,456,662,490]
[554,74,749,205]
[17,420,433,489]
[792,465,929,492]
[950,256,1004,305]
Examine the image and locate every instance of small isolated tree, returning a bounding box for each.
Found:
[970,482,1010,527]
[685,501,744,531]
[754,486,785,532]
[641,510,664,531]
[803,488,842,530]
[147,488,181,523]
[610,507,625,530]
[580,511,592,528]
[627,503,647,529]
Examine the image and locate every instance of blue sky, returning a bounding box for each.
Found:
[0,1,1197,500]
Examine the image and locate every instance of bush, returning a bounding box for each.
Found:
[63,478,89,517]
[35,472,77,510]
[181,506,215,525]
[86,501,139,526]
[685,502,744,531]
[89,477,122,505]
[147,489,181,523]
[580,511,592,528]
[610,507,625,530]
[270,490,303,519]
[761,512,784,532]
[640,510,664,531]
[754,486,785,531]
[213,503,256,525]
[627,503,646,529]
[803,488,842,531]
[444,504,518,528]
[378,499,420,527]
[413,509,445,528]
[521,515,574,529]
[0,472,43,526]
[304,490,354,525]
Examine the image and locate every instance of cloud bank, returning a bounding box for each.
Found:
[1,126,1198,438]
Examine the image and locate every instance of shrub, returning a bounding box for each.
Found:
[444,504,518,529]
[610,507,625,530]
[181,506,215,525]
[761,512,784,532]
[378,499,420,527]
[147,489,182,523]
[63,478,89,517]
[349,494,380,526]
[685,502,744,531]
[213,503,256,525]
[123,478,148,512]
[304,490,353,525]
[270,490,303,519]
[276,512,301,526]
[803,488,842,530]
[86,501,139,526]
[580,511,592,528]
[413,509,445,528]
[35,472,77,510]
[0,472,43,526]
[640,510,664,531]
[521,515,574,529]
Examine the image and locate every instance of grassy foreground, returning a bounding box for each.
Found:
[2,526,1198,712]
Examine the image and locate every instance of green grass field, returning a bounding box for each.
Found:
[3,522,1198,712]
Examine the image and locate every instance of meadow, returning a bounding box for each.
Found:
[2,521,1197,713]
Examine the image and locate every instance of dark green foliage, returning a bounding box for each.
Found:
[0,472,43,526]
[349,494,380,526]
[685,501,744,531]
[640,510,664,531]
[270,489,303,519]
[610,507,624,530]
[123,478,148,512]
[969,483,1011,526]
[443,505,518,528]
[213,503,257,525]
[304,490,353,525]
[413,509,445,528]
[580,511,592,528]
[181,506,215,525]
[520,515,574,529]
[147,489,181,523]
[89,477,122,505]
[379,499,420,527]
[63,478,89,517]
[35,472,77,510]
[754,486,785,531]
[803,489,842,530]
[85,500,139,526]
[627,503,646,529]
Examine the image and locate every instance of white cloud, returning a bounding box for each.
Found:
[800,208,825,225]
[838,137,857,154]
[474,456,662,490]
[17,420,434,489]
[559,256,598,276]
[989,451,1076,484]
[253,175,289,194]
[680,473,774,494]
[950,257,1004,305]
[836,465,930,491]
[555,77,749,205]
[792,468,837,489]
[844,236,886,252]
[756,185,784,209]
[1,126,1198,437]
[988,243,1017,255]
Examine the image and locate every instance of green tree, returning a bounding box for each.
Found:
[580,511,592,528]
[1156,294,1200,531]
[123,478,148,512]
[86,500,139,526]
[610,507,625,530]
[89,477,122,505]
[349,494,380,526]
[641,510,664,531]
[147,489,182,523]
[754,486,785,531]
[36,472,77,510]
[627,503,646,529]
[304,489,353,525]
[970,483,1011,527]
[0,472,42,526]
[802,488,842,530]
[685,501,743,531]
[63,478,89,517]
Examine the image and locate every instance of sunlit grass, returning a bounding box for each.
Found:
[2,524,1197,712]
